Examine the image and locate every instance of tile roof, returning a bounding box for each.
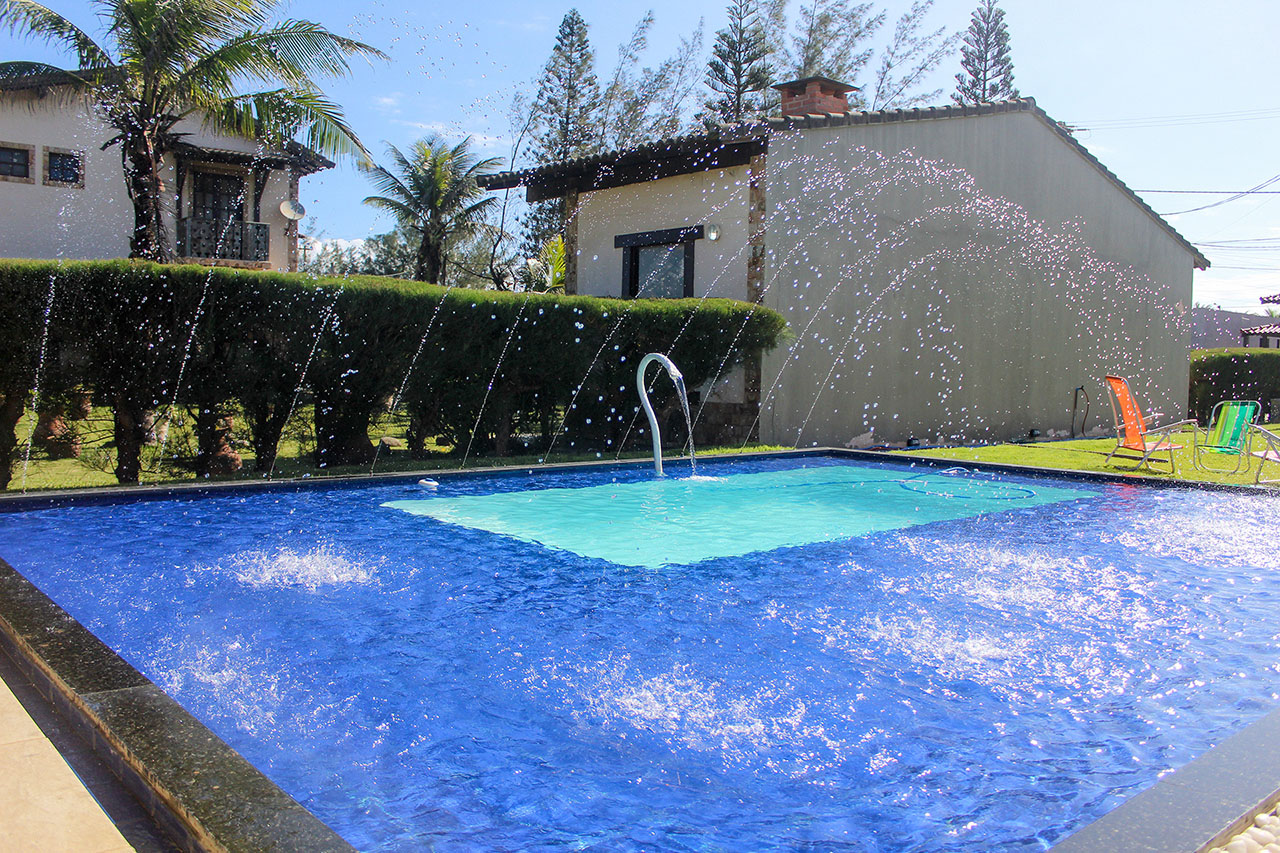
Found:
[482,97,1208,270]
[3,72,333,174]
[1263,293,1280,304]
[1242,323,1280,336]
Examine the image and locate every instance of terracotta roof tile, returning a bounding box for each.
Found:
[1242,323,1280,335]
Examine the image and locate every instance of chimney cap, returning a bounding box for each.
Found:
[772,75,859,96]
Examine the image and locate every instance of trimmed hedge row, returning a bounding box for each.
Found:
[0,260,787,487]
[1189,348,1280,423]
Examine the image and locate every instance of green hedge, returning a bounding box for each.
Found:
[1189,348,1280,423]
[0,260,787,486]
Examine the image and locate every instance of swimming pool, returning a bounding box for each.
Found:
[0,453,1277,851]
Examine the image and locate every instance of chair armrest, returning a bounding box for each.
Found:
[1147,419,1197,436]
[1249,423,1280,448]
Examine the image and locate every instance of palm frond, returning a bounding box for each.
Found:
[0,0,111,68]
[179,19,386,95]
[362,195,422,227]
[199,85,367,159]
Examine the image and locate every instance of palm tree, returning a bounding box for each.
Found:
[0,0,384,261]
[362,137,501,284]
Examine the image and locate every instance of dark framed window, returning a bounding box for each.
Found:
[0,145,31,180]
[616,226,704,298]
[43,148,83,187]
[191,170,246,222]
[46,151,81,185]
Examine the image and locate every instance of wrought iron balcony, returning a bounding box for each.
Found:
[178,218,270,262]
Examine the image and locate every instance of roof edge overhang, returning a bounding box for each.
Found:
[173,140,333,176]
[3,76,334,176]
[478,125,767,202]
[484,97,1208,271]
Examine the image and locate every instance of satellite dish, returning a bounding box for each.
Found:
[280,199,306,221]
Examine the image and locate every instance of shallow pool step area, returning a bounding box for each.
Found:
[385,464,1095,567]
[1051,707,1280,852]
[0,557,354,853]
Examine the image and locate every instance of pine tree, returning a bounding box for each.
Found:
[703,0,774,124]
[522,10,602,256]
[784,0,883,108]
[532,10,602,165]
[871,0,959,110]
[953,0,1019,105]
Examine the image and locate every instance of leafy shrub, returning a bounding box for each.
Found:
[0,260,787,485]
[1189,348,1280,423]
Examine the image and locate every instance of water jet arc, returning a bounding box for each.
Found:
[636,353,695,477]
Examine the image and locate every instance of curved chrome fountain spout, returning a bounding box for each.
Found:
[637,353,696,477]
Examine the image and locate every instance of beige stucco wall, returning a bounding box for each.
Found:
[0,91,132,261]
[574,165,752,302]
[0,89,300,270]
[574,165,754,405]
[758,111,1196,446]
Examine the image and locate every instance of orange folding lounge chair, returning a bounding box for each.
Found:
[1103,375,1196,473]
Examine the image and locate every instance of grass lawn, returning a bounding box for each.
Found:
[892,424,1280,488]
[5,405,791,493]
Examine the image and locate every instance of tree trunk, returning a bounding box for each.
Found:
[413,235,434,282]
[194,406,241,478]
[313,397,375,467]
[123,134,172,262]
[112,395,148,485]
[493,398,512,457]
[247,402,290,473]
[0,391,25,491]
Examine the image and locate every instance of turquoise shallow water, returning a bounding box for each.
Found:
[384,466,1093,567]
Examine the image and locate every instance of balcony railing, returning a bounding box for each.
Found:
[178,218,270,262]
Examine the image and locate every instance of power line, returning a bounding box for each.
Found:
[1137,190,1280,195]
[1069,106,1280,131]
[1159,173,1280,216]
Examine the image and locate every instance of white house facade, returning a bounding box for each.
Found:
[481,78,1208,447]
[0,78,330,272]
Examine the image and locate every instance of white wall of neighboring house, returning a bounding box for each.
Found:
[0,90,133,261]
[1190,306,1274,349]
[0,88,302,271]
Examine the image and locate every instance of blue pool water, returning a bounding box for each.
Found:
[0,454,1277,851]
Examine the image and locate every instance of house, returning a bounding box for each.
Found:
[481,77,1208,446]
[1241,293,1280,348]
[1191,306,1275,349]
[0,75,331,272]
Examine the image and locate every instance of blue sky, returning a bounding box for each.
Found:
[5,0,1279,309]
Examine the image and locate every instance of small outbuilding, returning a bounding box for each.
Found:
[1241,293,1280,348]
[482,78,1208,446]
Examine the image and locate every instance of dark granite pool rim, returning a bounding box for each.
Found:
[0,446,1270,514]
[0,557,353,853]
[0,448,1272,852]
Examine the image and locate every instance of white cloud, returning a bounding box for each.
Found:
[387,120,511,154]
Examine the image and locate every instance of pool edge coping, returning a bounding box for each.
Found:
[0,556,355,853]
[0,446,1270,511]
[1048,706,1280,853]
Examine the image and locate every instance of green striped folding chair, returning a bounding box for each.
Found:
[1193,400,1260,474]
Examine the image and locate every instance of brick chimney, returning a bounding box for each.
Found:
[773,76,858,117]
